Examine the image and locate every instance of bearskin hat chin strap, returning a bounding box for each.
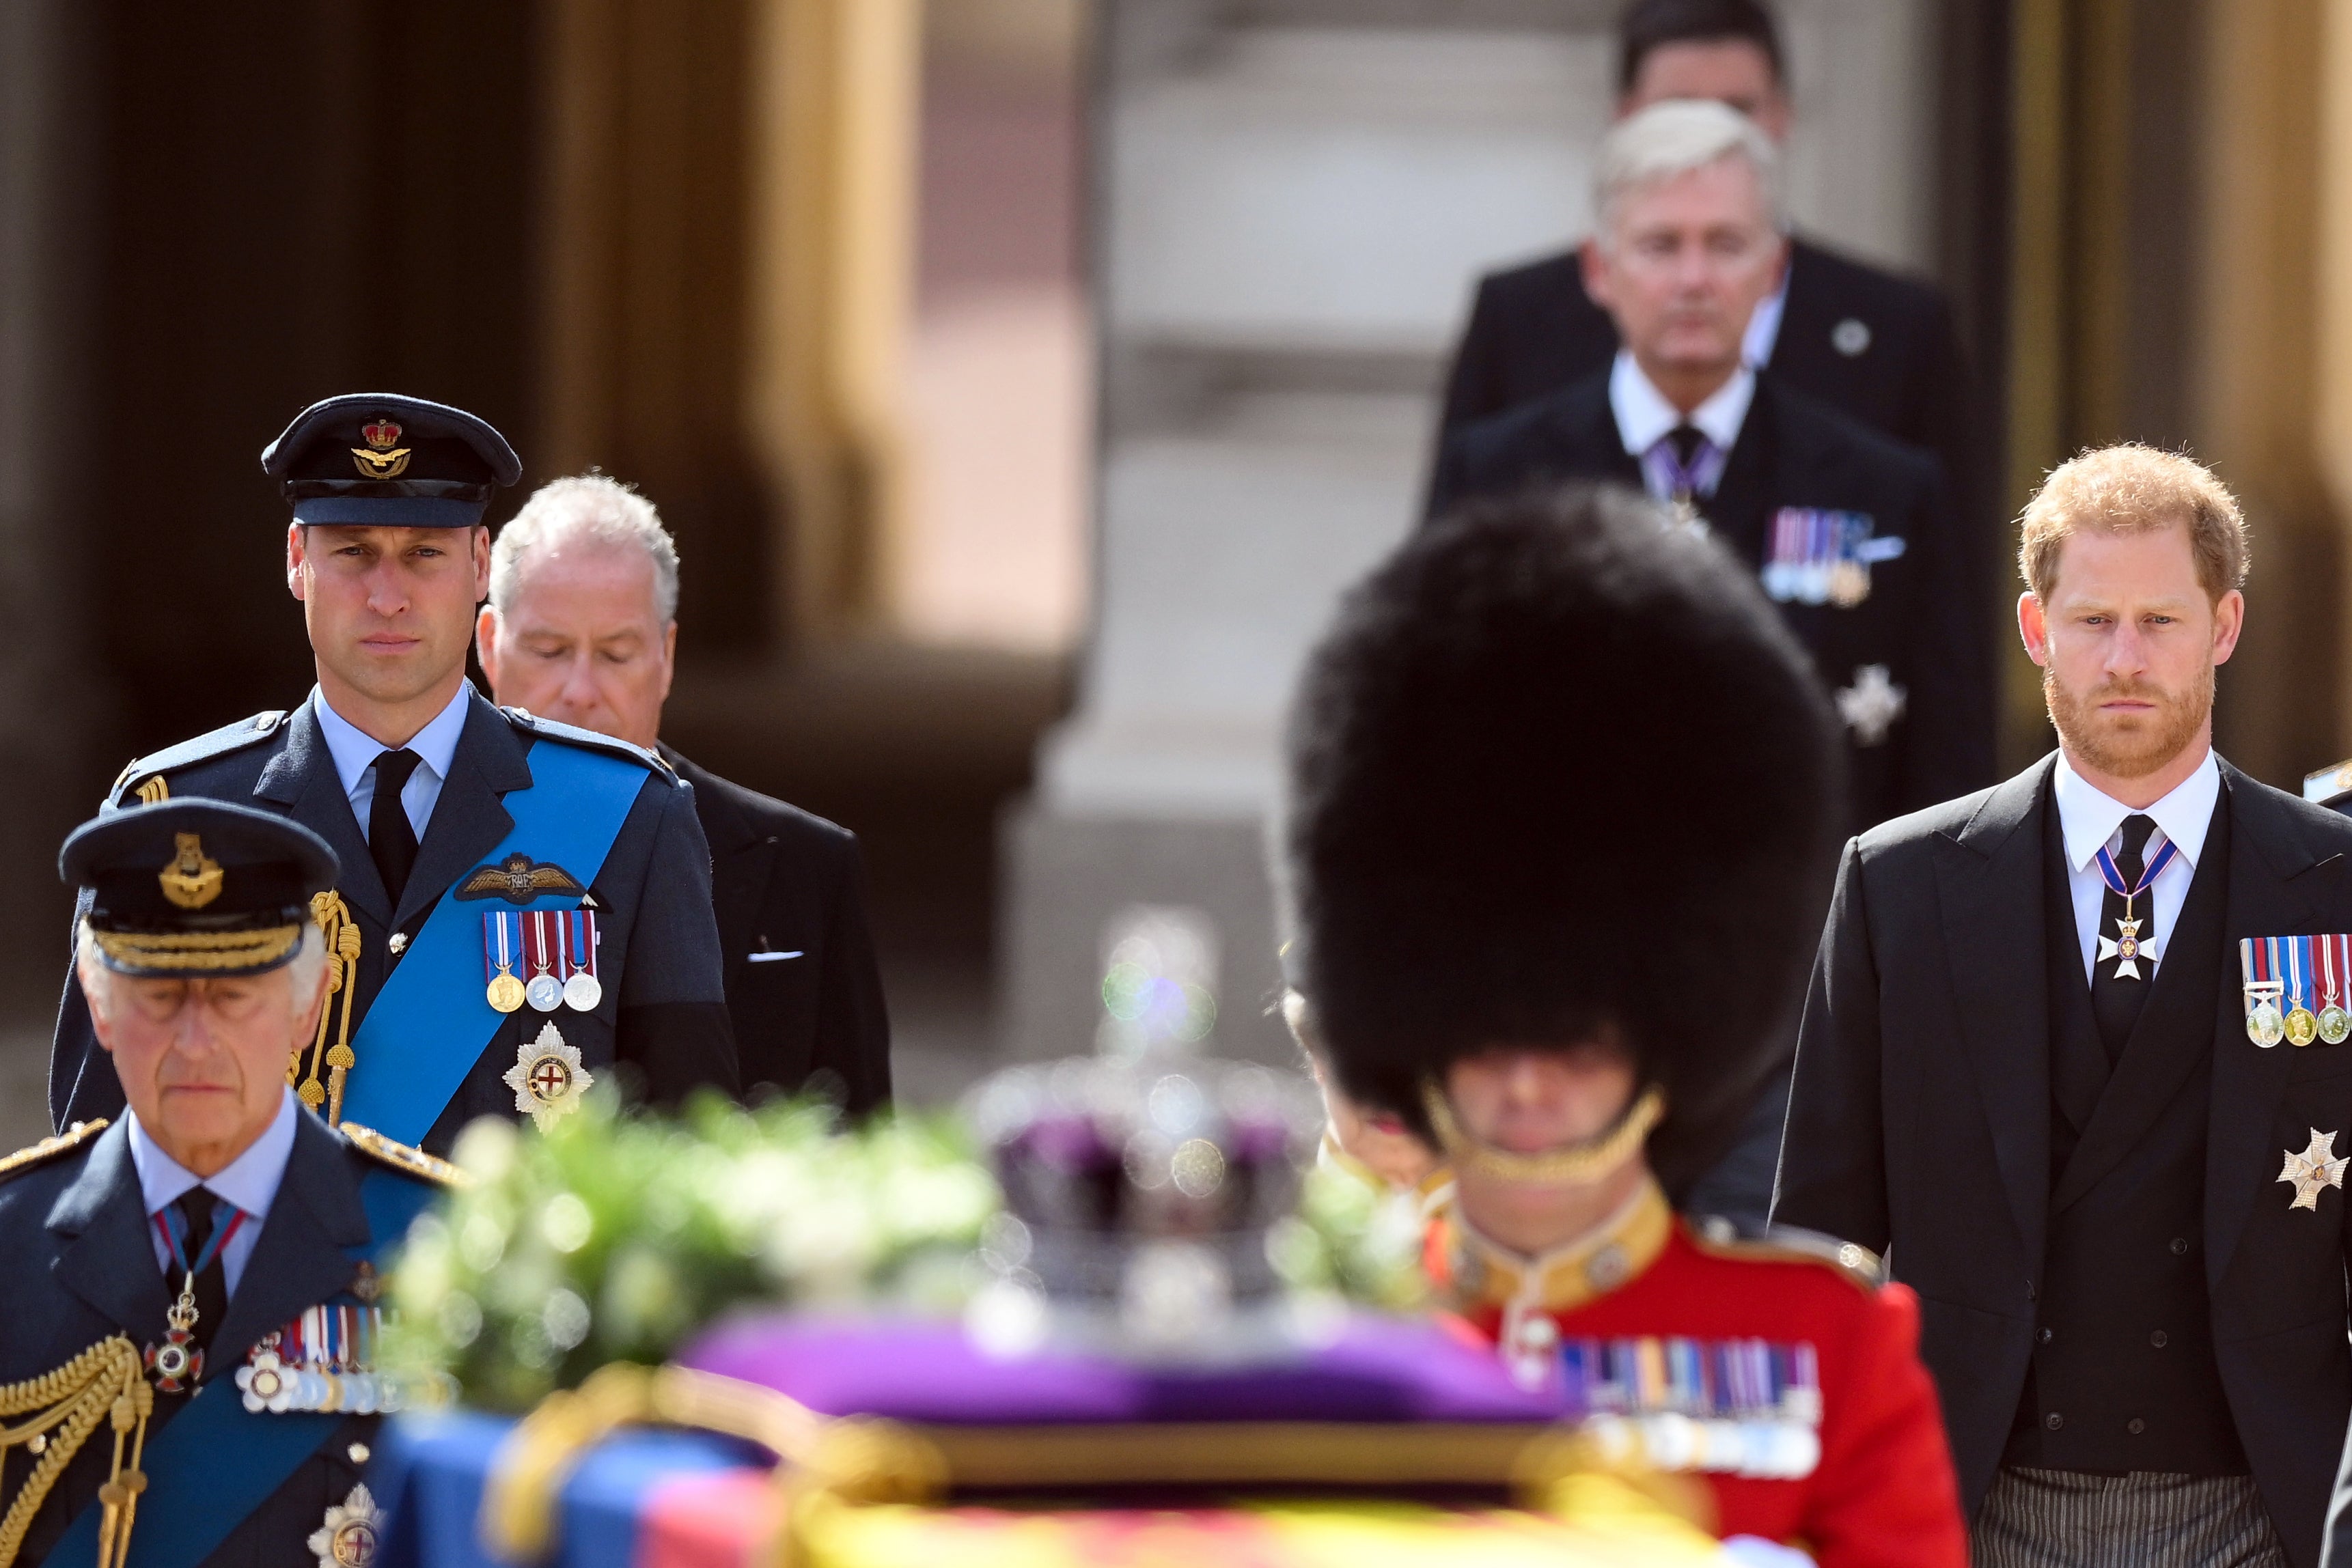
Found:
[1421,1084,1665,1187]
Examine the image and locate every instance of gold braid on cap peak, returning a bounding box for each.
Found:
[89,924,301,973]
[1422,1084,1665,1187]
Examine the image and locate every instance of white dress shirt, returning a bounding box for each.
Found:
[2052,749,2221,987]
[312,683,471,843]
[1744,271,1790,369]
[127,1086,300,1297]
[1608,352,1758,501]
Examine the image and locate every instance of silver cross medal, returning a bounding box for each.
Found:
[2098,913,2149,981]
[1835,664,1907,747]
[2280,1129,2349,1211]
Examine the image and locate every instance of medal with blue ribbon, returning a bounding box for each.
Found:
[2242,937,2287,1047]
[483,911,527,1013]
[144,1199,247,1394]
[2094,832,2177,981]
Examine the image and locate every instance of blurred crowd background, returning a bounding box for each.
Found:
[3,0,2351,1143]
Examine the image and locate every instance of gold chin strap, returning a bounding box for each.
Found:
[1421,1084,1666,1187]
[0,1336,152,1568]
[290,892,363,1123]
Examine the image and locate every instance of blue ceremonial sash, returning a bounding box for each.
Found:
[339,741,646,1145]
[53,1167,434,1568]
[51,1380,340,1568]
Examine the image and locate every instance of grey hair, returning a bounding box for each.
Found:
[1594,98,1785,244]
[78,921,327,1024]
[489,473,681,624]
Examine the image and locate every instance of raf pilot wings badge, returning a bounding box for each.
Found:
[456,853,587,906]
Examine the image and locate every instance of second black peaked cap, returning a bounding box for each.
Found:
[262,393,523,527]
[63,800,340,977]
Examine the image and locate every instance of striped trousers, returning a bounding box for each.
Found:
[1974,1468,2287,1568]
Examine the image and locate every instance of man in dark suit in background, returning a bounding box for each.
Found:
[1434,0,1971,518]
[1778,446,2350,1567]
[1429,98,1991,832]
[476,475,891,1115]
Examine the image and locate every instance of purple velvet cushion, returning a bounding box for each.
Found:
[678,1315,1563,1425]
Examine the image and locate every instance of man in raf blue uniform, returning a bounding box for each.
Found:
[49,394,737,1156]
[1,799,457,1567]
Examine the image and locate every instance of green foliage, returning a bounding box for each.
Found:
[383,1091,999,1412]
[1263,1162,1431,1314]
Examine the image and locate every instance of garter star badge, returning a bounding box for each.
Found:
[504,1020,592,1131]
[2279,1128,2348,1212]
[309,1481,385,1568]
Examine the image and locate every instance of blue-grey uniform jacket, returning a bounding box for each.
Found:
[49,689,737,1152]
[0,1114,447,1567]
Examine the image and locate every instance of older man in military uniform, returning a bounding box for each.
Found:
[1,799,456,1566]
[49,394,736,1156]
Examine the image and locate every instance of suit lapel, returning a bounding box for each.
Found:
[667,752,774,972]
[394,691,530,932]
[255,703,389,925]
[2206,764,2334,1289]
[207,1115,371,1371]
[2049,789,2232,1211]
[1702,380,1775,565]
[48,1122,174,1345]
[1933,758,2056,1269]
[1564,386,1643,489]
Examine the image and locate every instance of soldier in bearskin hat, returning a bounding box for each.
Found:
[1280,483,1966,1565]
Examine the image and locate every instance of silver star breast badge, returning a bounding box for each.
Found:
[2280,1128,2349,1211]
[1836,664,1907,746]
[309,1482,384,1567]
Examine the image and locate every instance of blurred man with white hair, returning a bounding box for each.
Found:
[478,475,890,1114]
[1434,0,1973,519]
[1428,99,1989,1232]
[1429,98,1989,835]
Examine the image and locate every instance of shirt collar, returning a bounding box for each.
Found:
[1609,352,1756,459]
[2053,747,2222,874]
[312,682,472,798]
[1743,268,1790,367]
[126,1085,301,1222]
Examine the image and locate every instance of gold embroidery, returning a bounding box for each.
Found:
[290,892,363,1123]
[0,1119,107,1181]
[133,777,168,807]
[156,833,221,910]
[90,925,299,972]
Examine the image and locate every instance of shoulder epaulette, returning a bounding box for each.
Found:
[0,1119,108,1181]
[499,707,674,779]
[2305,759,2352,809]
[109,710,289,804]
[1689,1221,1884,1291]
[338,1122,471,1188]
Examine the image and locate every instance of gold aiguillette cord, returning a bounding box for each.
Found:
[290,892,363,1124]
[0,1336,151,1568]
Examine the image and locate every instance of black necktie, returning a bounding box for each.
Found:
[368,748,422,903]
[1666,424,1706,469]
[171,1189,230,1358]
[2090,814,2158,1063]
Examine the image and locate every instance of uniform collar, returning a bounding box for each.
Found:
[1609,352,1756,459]
[2052,746,2220,875]
[312,682,471,798]
[1442,1175,1674,1315]
[126,1085,299,1223]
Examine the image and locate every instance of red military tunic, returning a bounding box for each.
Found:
[1428,1179,1967,1568]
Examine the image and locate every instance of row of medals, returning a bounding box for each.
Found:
[2245,985,2349,1048]
[488,960,598,1016]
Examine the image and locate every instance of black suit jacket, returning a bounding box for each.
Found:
[0,1112,439,1565]
[661,747,891,1115]
[1777,756,2352,1565]
[1435,238,1969,496]
[1428,369,1993,831]
[51,691,737,1151]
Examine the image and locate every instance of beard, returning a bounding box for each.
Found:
[2044,661,2215,779]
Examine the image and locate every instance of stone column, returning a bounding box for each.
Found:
[1001,0,1941,1068]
